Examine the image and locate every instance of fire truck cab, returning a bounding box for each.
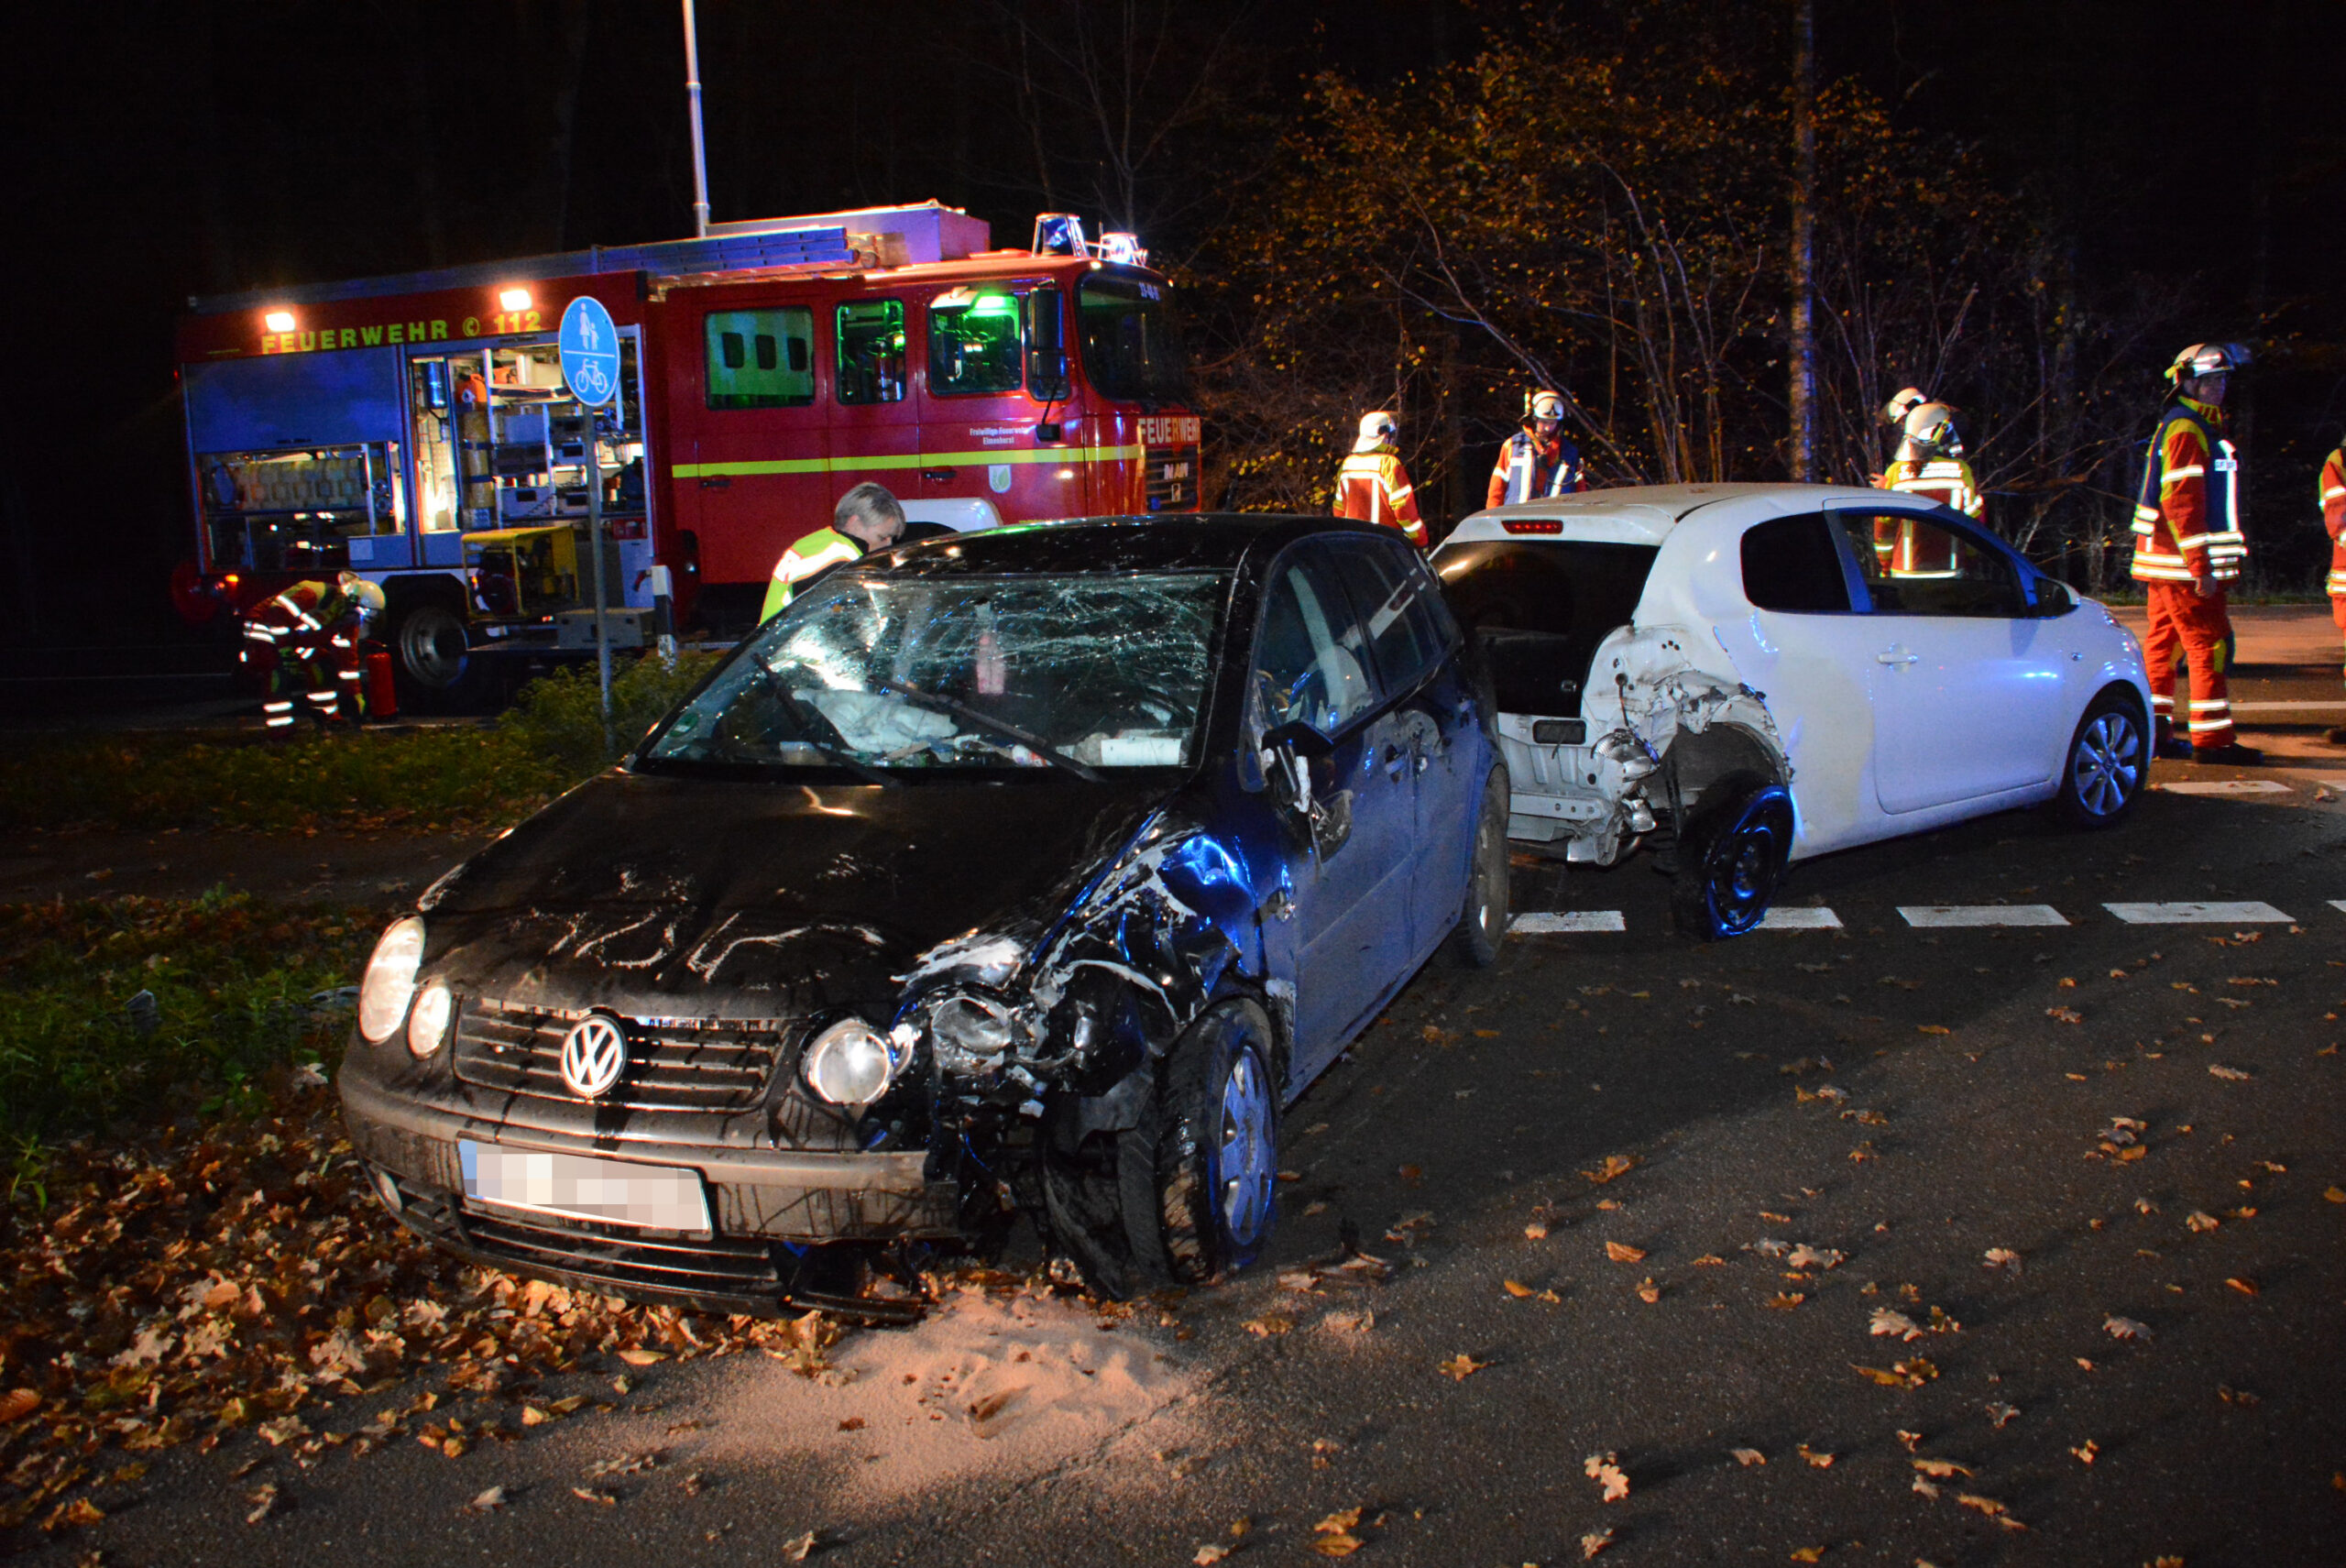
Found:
[172,203,1201,707]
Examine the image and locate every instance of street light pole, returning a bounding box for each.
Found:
[682,0,711,238]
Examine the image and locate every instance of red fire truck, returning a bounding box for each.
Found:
[170,203,1202,707]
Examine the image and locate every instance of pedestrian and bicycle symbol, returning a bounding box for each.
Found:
[559,296,621,408]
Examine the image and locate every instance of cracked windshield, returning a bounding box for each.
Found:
[648,570,1225,771]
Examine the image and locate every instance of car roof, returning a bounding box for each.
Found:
[869,513,1400,576]
[1438,482,1924,548]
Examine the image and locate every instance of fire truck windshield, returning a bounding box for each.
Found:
[1077,274,1191,408]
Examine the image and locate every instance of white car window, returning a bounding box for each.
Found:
[1740,514,1854,612]
[1831,512,2027,617]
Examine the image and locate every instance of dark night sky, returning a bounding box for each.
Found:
[2,0,2339,645]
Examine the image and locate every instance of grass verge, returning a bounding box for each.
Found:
[0,652,719,836]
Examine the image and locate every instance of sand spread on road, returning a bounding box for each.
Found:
[698,1287,1202,1505]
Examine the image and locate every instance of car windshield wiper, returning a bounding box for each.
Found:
[766,681,902,787]
[876,680,1103,783]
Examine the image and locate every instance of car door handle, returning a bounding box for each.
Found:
[1875,650,1918,666]
[922,467,956,482]
[698,477,730,489]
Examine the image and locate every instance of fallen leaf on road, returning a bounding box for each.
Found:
[1983,1247,2022,1274]
[1321,1308,1375,1333]
[783,1530,818,1563]
[1584,1452,1630,1501]
[1439,1354,1486,1380]
[617,1349,665,1366]
[2209,1064,2253,1081]
[1766,1292,1807,1310]
[1524,1221,1551,1240]
[1790,1550,1824,1563]
[2104,1315,2153,1342]
[1583,1155,1638,1185]
[1315,1508,1363,1533]
[2226,1277,2260,1296]
[1957,1493,2026,1530]
[1913,1477,1941,1498]
[570,1486,616,1507]
[2325,1186,2346,1204]
[2046,1006,2083,1025]
[2187,1212,2220,1232]
[1193,1547,1231,1566]
[245,1483,280,1525]
[1693,1254,1727,1266]
[0,1389,38,1424]
[1896,1429,1924,1451]
[1731,1448,1767,1466]
[1788,1245,1845,1271]
[1311,1536,1363,1558]
[1918,1024,1951,1035]
[1244,1314,1294,1337]
[1871,1308,1924,1341]
[2070,1439,2099,1464]
[1636,1277,1661,1304]
[1605,1241,1647,1264]
[1581,1527,1616,1558]
[1503,1279,1534,1298]
[468,1486,507,1511]
[1398,1164,1423,1180]
[1797,1444,1834,1468]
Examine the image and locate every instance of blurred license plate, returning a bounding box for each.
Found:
[458,1141,710,1235]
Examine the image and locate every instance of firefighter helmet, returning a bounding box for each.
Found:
[2165,342,2251,386]
[1880,387,1928,427]
[1898,400,1964,460]
[1354,411,1398,453]
[1526,389,1566,423]
[337,571,388,619]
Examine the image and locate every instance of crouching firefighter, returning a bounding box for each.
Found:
[2132,342,2257,764]
[241,570,386,730]
[1485,389,1584,507]
[1874,388,1983,572]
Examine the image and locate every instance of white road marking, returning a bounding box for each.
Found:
[2330,900,2346,915]
[1899,905,2069,927]
[2159,780,2295,795]
[1510,911,1627,935]
[1758,906,1842,929]
[2103,901,2294,925]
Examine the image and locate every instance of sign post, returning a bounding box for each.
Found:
[559,296,623,751]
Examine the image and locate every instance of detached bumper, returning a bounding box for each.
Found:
[340,1070,959,1314]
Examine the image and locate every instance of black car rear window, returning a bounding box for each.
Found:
[1741,514,1853,612]
[1434,539,1658,717]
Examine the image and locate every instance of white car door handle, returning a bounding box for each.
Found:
[1875,650,1919,666]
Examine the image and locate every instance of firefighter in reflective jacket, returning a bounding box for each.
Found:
[1485,389,1584,507]
[760,481,906,621]
[241,570,385,729]
[1874,389,1982,573]
[2132,342,2257,763]
[1333,411,1427,549]
[2319,438,2346,746]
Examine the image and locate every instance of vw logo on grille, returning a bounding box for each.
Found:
[558,1016,629,1100]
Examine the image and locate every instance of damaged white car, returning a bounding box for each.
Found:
[1433,484,2151,938]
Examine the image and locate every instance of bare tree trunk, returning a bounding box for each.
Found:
[1787,0,1818,480]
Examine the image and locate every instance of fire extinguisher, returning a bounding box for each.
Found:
[366,650,399,718]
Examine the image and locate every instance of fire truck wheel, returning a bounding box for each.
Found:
[389,601,496,712]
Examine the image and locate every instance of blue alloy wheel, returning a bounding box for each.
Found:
[1672,776,1794,940]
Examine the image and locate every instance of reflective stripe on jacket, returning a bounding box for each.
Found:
[1880,456,1983,521]
[1485,431,1584,508]
[1333,450,1427,549]
[2321,447,2346,598]
[2131,398,2247,584]
[761,528,865,621]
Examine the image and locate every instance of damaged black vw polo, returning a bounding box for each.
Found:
[339,516,1507,1310]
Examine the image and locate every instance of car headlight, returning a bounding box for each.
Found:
[407,981,453,1058]
[926,993,1017,1073]
[802,1017,900,1106]
[357,916,425,1043]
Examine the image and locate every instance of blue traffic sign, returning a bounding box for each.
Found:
[559,296,621,408]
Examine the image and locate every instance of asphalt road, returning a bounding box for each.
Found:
[13,609,2346,1568]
